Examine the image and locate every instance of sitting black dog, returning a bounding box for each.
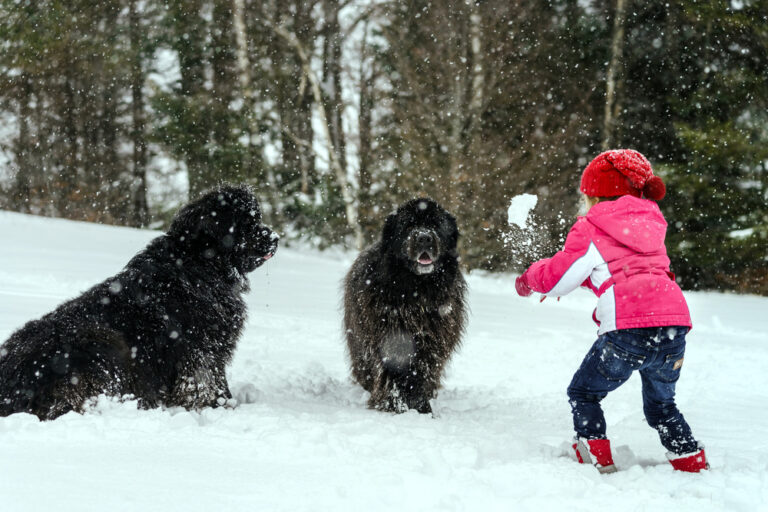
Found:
[343,198,467,414]
[0,185,277,420]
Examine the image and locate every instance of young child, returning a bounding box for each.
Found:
[515,149,708,473]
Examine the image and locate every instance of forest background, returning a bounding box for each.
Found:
[0,0,765,293]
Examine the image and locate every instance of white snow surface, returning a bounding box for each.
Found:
[507,193,538,228]
[0,211,766,512]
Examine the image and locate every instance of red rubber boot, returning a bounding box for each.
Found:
[573,438,618,474]
[667,445,709,472]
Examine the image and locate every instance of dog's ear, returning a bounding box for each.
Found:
[168,186,257,254]
[381,213,398,249]
[167,193,231,253]
[176,211,217,250]
[442,211,460,254]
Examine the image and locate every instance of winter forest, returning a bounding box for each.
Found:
[0,0,766,293]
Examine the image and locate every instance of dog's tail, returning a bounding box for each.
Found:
[0,352,127,420]
[0,350,78,419]
[0,362,49,418]
[0,326,133,420]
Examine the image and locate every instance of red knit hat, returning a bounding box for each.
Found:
[580,149,666,200]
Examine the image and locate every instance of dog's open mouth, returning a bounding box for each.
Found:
[253,252,274,267]
[417,253,433,265]
[414,251,435,275]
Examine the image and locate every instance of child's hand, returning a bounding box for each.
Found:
[515,274,533,297]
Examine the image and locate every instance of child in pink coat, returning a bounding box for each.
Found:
[515,149,708,473]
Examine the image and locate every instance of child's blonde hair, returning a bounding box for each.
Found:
[584,195,600,210]
[582,194,623,212]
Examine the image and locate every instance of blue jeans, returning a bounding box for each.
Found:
[567,326,698,455]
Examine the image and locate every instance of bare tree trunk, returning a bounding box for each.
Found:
[468,6,484,118]
[211,0,235,162]
[357,20,376,243]
[171,0,208,198]
[231,0,253,155]
[447,10,479,214]
[271,1,316,197]
[294,2,316,196]
[322,0,347,174]
[447,74,465,212]
[58,46,79,217]
[602,0,627,151]
[101,66,121,222]
[231,0,281,219]
[270,0,290,183]
[275,24,363,249]
[129,0,149,227]
[232,0,251,104]
[12,74,33,212]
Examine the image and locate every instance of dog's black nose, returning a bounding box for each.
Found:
[416,232,433,246]
[260,227,277,238]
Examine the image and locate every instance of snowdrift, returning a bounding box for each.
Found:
[0,211,766,511]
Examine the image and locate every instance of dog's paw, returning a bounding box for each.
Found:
[215,396,238,409]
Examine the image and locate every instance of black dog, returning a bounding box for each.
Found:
[343,198,467,414]
[0,185,277,420]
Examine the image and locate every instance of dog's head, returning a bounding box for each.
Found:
[168,185,278,274]
[381,198,459,275]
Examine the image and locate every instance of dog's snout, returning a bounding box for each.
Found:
[411,229,436,249]
[259,226,279,255]
[416,232,432,246]
[261,227,279,241]
[256,225,276,241]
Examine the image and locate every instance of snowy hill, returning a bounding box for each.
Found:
[0,211,766,512]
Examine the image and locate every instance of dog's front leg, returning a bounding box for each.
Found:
[169,358,232,410]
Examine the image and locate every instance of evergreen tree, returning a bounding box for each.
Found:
[0,0,138,223]
[617,0,768,292]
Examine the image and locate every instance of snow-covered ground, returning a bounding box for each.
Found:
[0,211,766,512]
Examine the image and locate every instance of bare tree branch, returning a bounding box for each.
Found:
[273,22,363,249]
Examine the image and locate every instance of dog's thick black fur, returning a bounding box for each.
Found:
[0,185,277,420]
[343,198,467,414]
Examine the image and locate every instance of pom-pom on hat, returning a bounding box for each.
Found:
[580,149,666,200]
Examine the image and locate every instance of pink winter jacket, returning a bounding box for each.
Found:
[524,195,691,334]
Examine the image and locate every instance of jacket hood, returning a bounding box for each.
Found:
[585,195,667,253]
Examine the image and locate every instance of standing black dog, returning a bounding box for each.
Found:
[343,198,467,414]
[0,185,277,420]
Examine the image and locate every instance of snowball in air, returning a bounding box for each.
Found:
[507,194,538,228]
